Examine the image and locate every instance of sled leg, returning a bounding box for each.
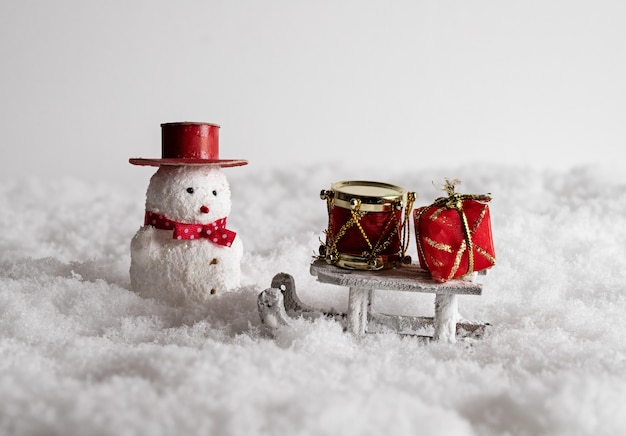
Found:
[433,294,459,343]
[347,287,369,335]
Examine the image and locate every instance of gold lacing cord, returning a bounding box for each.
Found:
[323,193,333,256]
[323,197,367,262]
[416,179,491,276]
[350,200,374,253]
[400,192,416,261]
[414,206,430,270]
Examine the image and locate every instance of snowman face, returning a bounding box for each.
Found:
[145,166,232,224]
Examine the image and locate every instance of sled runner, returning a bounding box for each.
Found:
[258,259,489,343]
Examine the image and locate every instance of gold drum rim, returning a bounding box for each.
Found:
[324,180,407,213]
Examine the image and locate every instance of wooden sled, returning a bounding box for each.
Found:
[258,259,490,343]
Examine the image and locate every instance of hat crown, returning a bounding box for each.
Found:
[161,122,220,160]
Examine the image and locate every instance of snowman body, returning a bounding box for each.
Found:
[130,165,243,305]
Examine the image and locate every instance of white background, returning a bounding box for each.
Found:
[1,0,625,185]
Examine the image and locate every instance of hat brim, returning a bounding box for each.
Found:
[129,158,248,167]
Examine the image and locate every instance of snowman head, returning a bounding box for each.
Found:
[145,166,232,224]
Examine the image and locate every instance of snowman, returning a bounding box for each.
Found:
[129,122,247,306]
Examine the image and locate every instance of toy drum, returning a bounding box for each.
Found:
[319,180,416,270]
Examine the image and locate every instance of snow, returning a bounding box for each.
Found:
[1,163,626,436]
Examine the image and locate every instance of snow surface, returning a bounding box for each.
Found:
[1,163,626,436]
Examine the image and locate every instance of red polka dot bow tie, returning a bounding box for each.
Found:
[144,211,236,247]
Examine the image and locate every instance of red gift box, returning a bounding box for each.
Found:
[413,182,495,282]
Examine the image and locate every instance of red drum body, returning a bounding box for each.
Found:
[320,181,415,270]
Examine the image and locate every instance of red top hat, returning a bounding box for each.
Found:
[129,122,247,167]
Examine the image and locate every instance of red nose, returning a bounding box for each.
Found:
[200,205,210,214]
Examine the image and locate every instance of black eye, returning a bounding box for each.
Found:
[186,187,194,194]
[212,190,217,196]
